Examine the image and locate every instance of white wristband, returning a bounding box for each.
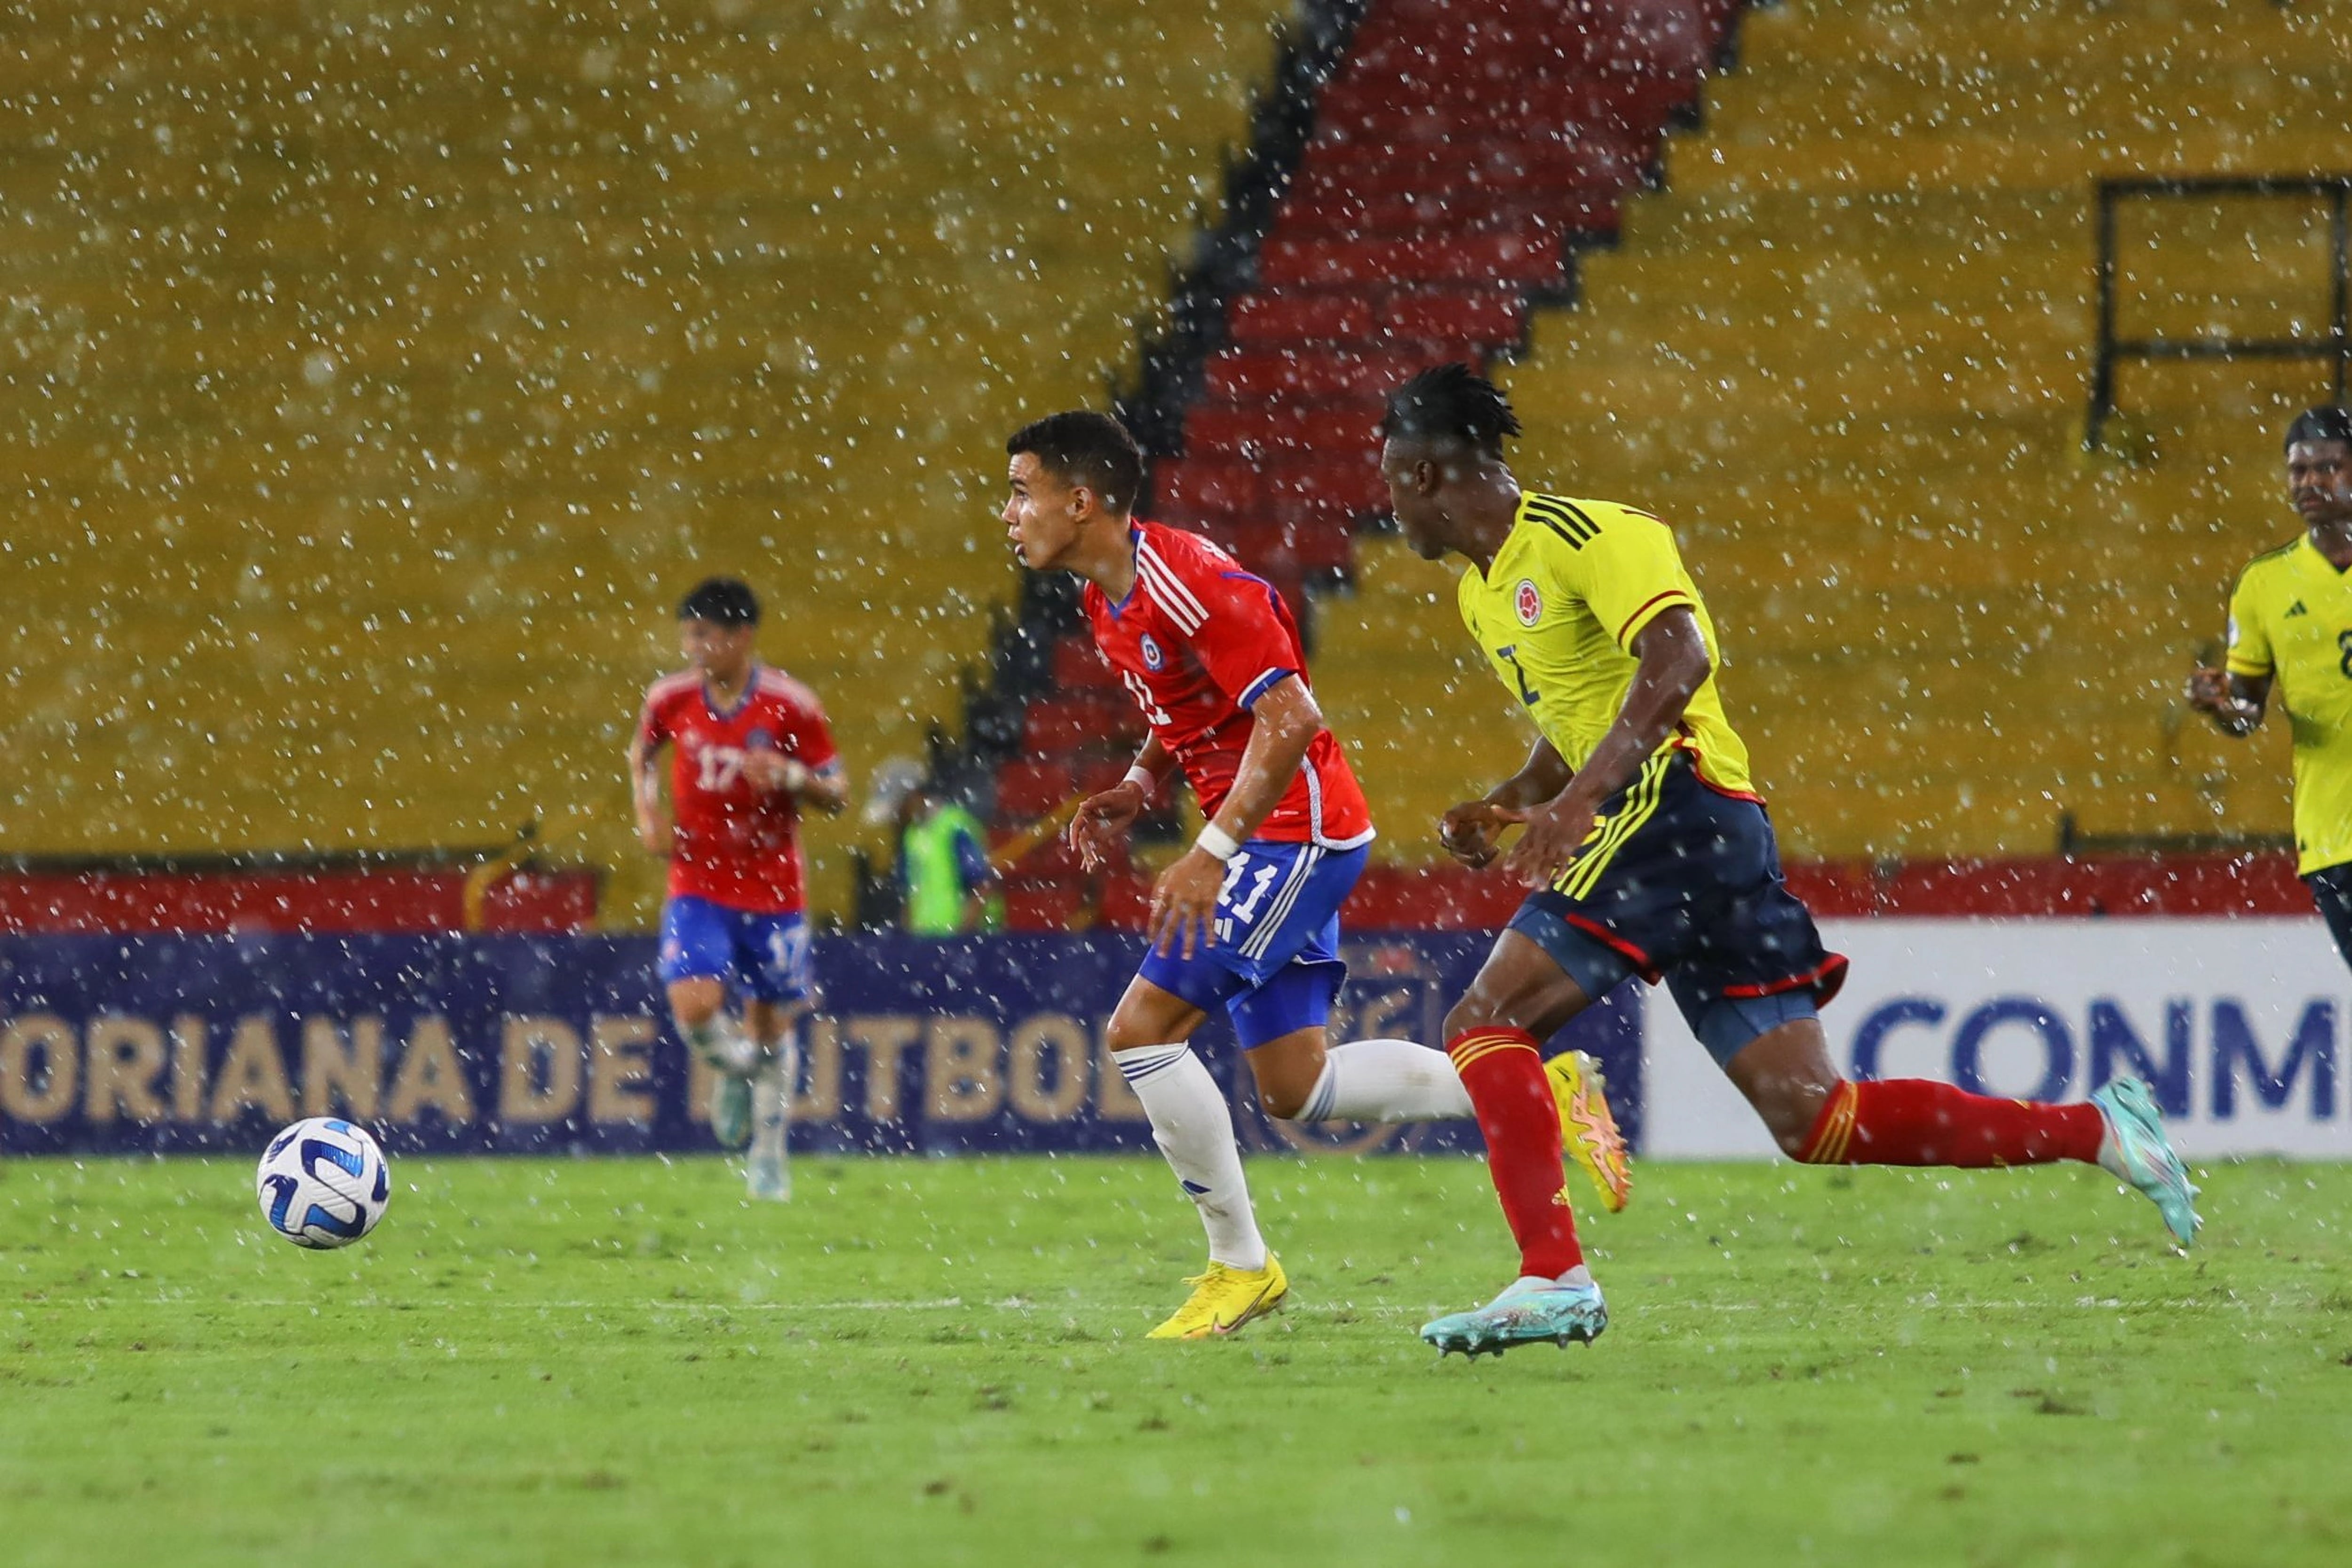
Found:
[1122,765,1155,794]
[1196,823,1240,862]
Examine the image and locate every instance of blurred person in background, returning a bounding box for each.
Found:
[630,577,846,1200]
[2188,404,2352,973]
[866,760,1003,936]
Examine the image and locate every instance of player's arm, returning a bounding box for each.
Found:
[744,693,850,813]
[795,762,851,815]
[1148,675,1321,959]
[627,728,673,857]
[1440,737,1572,869]
[2190,571,2275,737]
[1069,734,1175,871]
[1502,607,1713,885]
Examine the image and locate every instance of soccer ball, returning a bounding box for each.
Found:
[254,1117,391,1249]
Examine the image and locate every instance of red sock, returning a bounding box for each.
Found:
[1799,1079,2104,1168]
[1446,1028,1582,1277]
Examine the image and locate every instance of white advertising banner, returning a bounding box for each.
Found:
[1643,918,2349,1159]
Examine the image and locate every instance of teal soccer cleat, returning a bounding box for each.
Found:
[2093,1077,2200,1246]
[1420,1275,1608,1359]
[708,1073,753,1152]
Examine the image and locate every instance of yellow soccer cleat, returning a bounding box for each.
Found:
[1548,1050,1633,1213]
[1144,1255,1289,1339]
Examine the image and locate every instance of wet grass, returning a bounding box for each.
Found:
[3,1154,2348,1567]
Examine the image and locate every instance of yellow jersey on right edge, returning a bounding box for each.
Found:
[1458,491,1756,799]
[2225,533,2352,875]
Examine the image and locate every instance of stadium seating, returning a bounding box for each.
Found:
[0,0,1296,923]
[1154,0,1742,574]
[1001,0,1743,921]
[1315,0,2352,862]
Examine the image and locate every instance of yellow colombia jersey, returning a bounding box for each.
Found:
[1458,491,1756,798]
[2225,533,2352,875]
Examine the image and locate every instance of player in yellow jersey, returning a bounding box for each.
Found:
[1378,365,2199,1357]
[2188,405,2352,969]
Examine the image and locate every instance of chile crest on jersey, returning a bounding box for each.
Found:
[1079,521,1373,849]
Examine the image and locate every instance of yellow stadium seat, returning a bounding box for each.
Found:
[1318,0,2348,861]
[0,0,1293,922]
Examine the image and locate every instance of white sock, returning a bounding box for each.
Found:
[1112,1043,1267,1271]
[1292,1038,1475,1123]
[680,1014,755,1076]
[748,1034,794,1173]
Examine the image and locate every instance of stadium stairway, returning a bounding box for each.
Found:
[0,0,1296,926]
[977,0,1754,927]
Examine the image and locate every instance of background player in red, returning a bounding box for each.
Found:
[1001,411,1626,1339]
[629,577,847,1200]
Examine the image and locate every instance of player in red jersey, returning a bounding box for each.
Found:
[629,577,846,1200]
[1002,411,1626,1338]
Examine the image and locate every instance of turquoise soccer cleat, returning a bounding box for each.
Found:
[1420,1275,1608,1359]
[708,1073,753,1152]
[2092,1077,2201,1246]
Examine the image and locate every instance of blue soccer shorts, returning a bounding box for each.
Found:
[1507,750,1846,1067]
[2308,862,2352,974]
[658,894,813,1004]
[1138,840,1370,1050]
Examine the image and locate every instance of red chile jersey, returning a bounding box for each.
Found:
[636,663,841,915]
[1082,521,1374,849]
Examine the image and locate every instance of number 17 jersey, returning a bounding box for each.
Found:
[637,663,841,914]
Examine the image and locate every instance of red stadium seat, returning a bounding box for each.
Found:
[993,759,1073,819]
[1381,286,1527,349]
[1228,291,1377,345]
[1022,694,1141,754]
[1156,459,1262,521]
[1049,634,1120,689]
[1200,347,1424,404]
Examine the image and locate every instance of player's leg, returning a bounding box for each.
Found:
[1417,922,1615,1356]
[1677,820,2199,1243]
[1720,1013,2197,1242]
[740,998,802,1201]
[659,896,760,1151]
[1246,1022,1470,1123]
[736,912,815,1201]
[1104,972,1286,1337]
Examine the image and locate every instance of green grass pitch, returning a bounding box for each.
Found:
[4,1153,2350,1567]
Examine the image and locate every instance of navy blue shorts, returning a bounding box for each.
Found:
[658,895,813,1003]
[1139,840,1368,1051]
[2308,862,2352,972]
[1508,751,1845,1067]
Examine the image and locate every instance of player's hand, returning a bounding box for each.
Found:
[2183,667,2233,712]
[1501,791,1600,889]
[1438,798,1524,869]
[1067,781,1145,872]
[636,815,675,857]
[742,750,810,794]
[2185,667,2259,733]
[1148,846,1224,960]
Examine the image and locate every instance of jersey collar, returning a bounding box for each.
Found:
[1107,523,1145,617]
[703,660,761,720]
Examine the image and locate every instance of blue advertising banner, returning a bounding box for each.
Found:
[0,934,1641,1157]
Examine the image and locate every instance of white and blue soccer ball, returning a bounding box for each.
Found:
[254,1117,391,1249]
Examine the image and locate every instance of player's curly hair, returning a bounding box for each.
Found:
[1006,411,1144,513]
[1382,362,1522,456]
[677,577,760,627]
[2285,405,2352,452]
